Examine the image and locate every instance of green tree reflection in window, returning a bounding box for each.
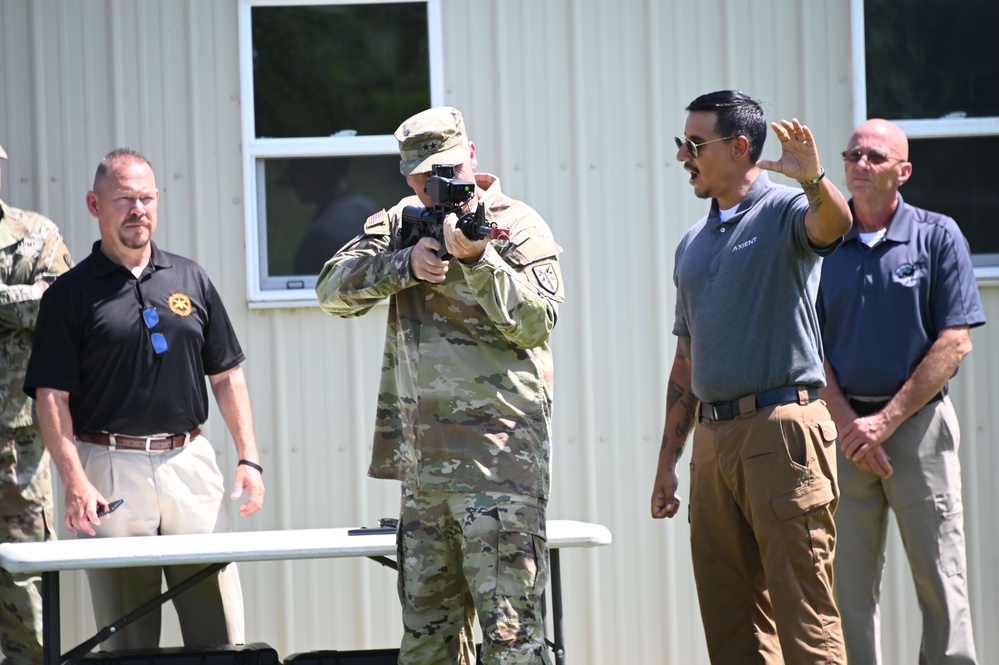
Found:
[252,3,431,139]
[865,0,999,121]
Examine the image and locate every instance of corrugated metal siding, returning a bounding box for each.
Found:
[1,0,996,663]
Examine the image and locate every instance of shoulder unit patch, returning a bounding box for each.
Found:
[532,263,559,295]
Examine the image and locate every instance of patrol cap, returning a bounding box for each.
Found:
[394,107,470,176]
[0,143,6,159]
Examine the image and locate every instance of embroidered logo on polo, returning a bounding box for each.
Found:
[891,262,923,287]
[168,293,194,316]
[731,236,758,253]
[533,263,559,295]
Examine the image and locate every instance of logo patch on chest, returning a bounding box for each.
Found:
[731,236,757,253]
[168,293,194,316]
[891,262,923,287]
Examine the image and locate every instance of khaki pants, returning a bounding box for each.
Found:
[76,435,244,650]
[690,399,845,665]
[835,396,978,664]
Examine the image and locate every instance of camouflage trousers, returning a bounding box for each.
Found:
[397,486,552,665]
[0,425,54,665]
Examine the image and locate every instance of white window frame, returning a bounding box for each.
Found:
[238,0,444,307]
[850,0,999,280]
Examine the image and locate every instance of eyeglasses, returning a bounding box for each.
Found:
[142,307,168,355]
[675,135,737,158]
[841,149,904,166]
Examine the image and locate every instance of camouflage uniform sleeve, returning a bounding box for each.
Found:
[315,209,420,318]
[0,217,74,332]
[459,228,564,349]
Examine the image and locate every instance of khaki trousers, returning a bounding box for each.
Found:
[835,396,978,664]
[76,435,244,650]
[690,399,845,665]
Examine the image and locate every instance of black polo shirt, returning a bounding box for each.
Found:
[24,241,244,435]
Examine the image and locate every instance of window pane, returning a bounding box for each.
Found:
[252,4,430,139]
[262,156,412,279]
[902,137,999,262]
[865,0,999,120]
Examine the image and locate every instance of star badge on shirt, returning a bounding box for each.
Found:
[168,293,193,316]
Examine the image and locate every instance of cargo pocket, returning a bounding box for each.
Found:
[934,492,966,577]
[771,477,837,569]
[495,504,549,598]
[0,434,16,485]
[771,477,836,521]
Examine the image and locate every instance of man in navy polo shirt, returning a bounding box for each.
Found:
[24,148,265,650]
[650,90,852,664]
[818,119,984,664]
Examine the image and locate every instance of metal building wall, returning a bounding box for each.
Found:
[0,1,995,663]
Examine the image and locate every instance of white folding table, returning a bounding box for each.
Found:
[0,520,611,665]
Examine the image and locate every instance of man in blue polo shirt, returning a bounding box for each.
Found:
[818,119,984,664]
[650,90,852,664]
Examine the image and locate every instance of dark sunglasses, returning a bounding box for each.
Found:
[841,149,903,166]
[142,307,168,355]
[675,135,737,158]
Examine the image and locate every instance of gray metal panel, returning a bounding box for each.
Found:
[1,0,996,662]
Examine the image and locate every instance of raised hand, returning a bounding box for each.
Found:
[757,118,823,182]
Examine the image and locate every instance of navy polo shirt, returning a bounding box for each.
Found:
[817,195,985,396]
[24,241,244,435]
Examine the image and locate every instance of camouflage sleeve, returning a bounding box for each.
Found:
[315,209,419,318]
[460,229,564,349]
[0,222,74,332]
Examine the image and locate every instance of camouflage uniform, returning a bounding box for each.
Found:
[0,197,74,665]
[317,107,564,665]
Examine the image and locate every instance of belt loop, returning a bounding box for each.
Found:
[145,436,154,452]
[183,431,192,446]
[738,394,756,418]
[108,433,117,452]
[797,386,809,404]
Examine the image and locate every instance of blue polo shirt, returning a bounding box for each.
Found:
[817,195,985,396]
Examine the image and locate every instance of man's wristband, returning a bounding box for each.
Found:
[798,168,825,186]
[238,459,263,474]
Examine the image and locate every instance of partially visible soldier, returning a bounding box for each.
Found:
[0,142,74,664]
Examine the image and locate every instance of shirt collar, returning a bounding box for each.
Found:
[708,171,772,223]
[89,240,172,277]
[845,193,911,245]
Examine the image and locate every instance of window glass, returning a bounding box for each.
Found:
[902,137,999,264]
[252,3,431,139]
[864,0,999,120]
[242,0,440,301]
[260,155,413,283]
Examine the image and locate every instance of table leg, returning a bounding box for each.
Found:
[41,571,60,665]
[550,549,564,665]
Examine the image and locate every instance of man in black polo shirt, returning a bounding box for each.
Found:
[24,148,265,650]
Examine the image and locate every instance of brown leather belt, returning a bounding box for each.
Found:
[78,428,200,451]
